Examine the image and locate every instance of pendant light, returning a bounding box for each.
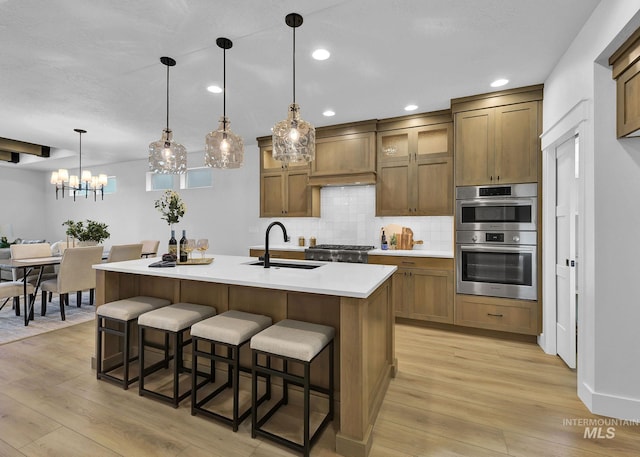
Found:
[50,129,107,201]
[148,56,187,174]
[205,37,244,169]
[272,13,315,164]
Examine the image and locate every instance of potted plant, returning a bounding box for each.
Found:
[62,219,110,246]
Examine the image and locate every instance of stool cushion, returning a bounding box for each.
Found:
[138,302,216,332]
[191,310,272,345]
[251,319,335,362]
[0,281,34,299]
[97,296,171,321]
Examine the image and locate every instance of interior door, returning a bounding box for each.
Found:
[555,135,578,368]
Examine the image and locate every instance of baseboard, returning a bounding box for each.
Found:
[580,381,640,421]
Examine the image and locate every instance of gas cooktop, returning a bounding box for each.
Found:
[307,244,375,251]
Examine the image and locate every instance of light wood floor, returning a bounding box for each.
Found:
[0,321,638,456]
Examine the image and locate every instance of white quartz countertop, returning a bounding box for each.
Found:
[249,244,453,258]
[94,254,396,299]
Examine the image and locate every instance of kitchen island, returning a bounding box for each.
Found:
[93,254,397,457]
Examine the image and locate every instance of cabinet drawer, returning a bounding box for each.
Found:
[455,294,539,335]
[368,255,453,270]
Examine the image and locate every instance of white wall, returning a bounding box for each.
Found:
[42,145,263,255]
[0,166,51,241]
[544,0,640,419]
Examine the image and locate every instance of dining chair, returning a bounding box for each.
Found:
[40,246,103,320]
[9,242,57,282]
[140,240,160,257]
[107,244,143,262]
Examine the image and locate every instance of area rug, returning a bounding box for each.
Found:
[0,294,95,345]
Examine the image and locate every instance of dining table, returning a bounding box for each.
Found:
[0,256,62,325]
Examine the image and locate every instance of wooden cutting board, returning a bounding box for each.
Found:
[381,224,423,250]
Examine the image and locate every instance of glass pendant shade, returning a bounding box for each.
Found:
[149,128,187,174]
[272,103,315,163]
[205,116,244,169]
[272,13,315,164]
[149,56,186,174]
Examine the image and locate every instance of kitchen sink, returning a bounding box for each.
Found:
[248,261,321,270]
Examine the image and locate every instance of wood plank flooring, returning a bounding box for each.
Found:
[0,320,638,456]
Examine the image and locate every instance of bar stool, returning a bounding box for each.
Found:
[138,302,216,407]
[191,310,273,431]
[250,319,335,457]
[96,296,171,389]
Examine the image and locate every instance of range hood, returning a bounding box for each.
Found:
[308,119,377,187]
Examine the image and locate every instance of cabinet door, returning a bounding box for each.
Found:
[377,130,411,164]
[260,172,284,217]
[286,170,311,216]
[392,269,410,317]
[377,162,410,216]
[415,157,453,215]
[410,268,454,323]
[313,132,375,175]
[494,101,539,184]
[413,124,453,215]
[455,108,495,186]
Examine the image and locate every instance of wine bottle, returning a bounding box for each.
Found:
[179,229,188,263]
[381,228,388,250]
[168,230,177,257]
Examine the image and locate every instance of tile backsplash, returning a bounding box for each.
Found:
[259,185,453,251]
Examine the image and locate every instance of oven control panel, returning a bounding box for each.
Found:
[456,230,536,245]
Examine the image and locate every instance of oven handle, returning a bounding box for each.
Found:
[458,199,534,207]
[458,244,536,253]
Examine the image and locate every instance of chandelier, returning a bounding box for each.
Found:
[50,129,107,201]
[149,56,187,174]
[272,13,315,164]
[205,37,244,169]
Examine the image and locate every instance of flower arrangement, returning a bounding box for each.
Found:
[154,190,186,225]
[62,219,110,243]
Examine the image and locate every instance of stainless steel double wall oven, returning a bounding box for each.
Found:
[455,183,537,300]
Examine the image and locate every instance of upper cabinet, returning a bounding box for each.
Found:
[376,111,454,216]
[452,85,542,186]
[309,120,377,186]
[258,137,319,218]
[609,27,640,137]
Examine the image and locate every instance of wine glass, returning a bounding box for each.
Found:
[185,239,196,261]
[196,238,209,259]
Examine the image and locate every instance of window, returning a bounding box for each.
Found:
[103,176,117,194]
[146,172,175,191]
[180,167,212,189]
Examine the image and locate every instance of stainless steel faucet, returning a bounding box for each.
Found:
[260,221,289,268]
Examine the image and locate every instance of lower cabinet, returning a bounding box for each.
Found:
[455,294,539,335]
[369,255,454,324]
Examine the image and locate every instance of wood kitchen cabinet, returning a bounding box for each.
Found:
[376,111,453,216]
[452,85,542,186]
[309,120,377,186]
[258,137,319,217]
[369,255,454,323]
[455,294,540,335]
[609,27,640,137]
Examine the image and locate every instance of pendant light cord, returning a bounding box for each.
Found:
[166,63,170,131]
[78,130,82,182]
[292,25,296,104]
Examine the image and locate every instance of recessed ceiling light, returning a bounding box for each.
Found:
[490,78,509,88]
[404,104,418,112]
[323,110,335,117]
[207,85,222,93]
[312,49,330,61]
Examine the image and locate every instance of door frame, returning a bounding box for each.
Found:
[540,99,591,359]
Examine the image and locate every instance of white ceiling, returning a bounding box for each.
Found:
[0,0,600,172]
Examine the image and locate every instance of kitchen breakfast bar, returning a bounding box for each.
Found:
[93,255,397,457]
